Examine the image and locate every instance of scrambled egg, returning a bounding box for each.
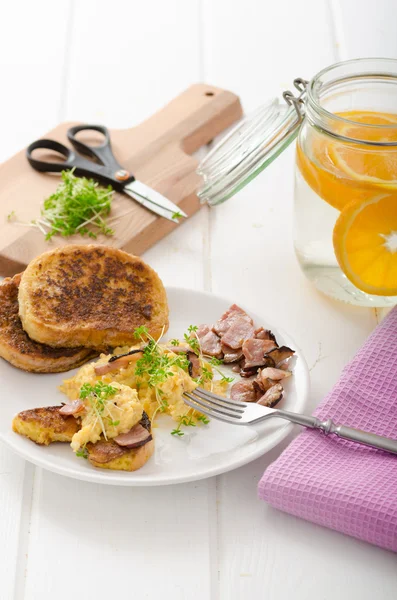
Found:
[61,343,228,436]
[68,382,142,452]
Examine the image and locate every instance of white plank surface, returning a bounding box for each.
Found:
[17,2,216,599]
[64,0,202,127]
[0,0,72,162]
[23,472,217,600]
[0,2,73,598]
[202,3,395,598]
[0,1,396,599]
[331,0,397,59]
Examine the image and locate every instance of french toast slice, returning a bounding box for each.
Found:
[13,405,154,472]
[86,438,154,471]
[0,274,94,373]
[18,245,169,349]
[12,406,80,445]
[86,411,154,471]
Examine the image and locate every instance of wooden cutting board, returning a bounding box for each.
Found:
[0,84,242,276]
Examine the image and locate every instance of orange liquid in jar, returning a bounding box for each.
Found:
[294,111,397,306]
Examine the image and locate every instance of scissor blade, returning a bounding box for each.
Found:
[124,189,180,222]
[125,180,188,218]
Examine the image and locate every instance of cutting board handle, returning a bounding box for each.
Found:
[138,83,243,155]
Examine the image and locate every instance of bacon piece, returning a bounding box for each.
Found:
[187,351,201,378]
[221,318,255,350]
[242,338,278,368]
[196,324,223,357]
[165,346,201,378]
[165,345,190,353]
[240,367,258,378]
[197,324,211,338]
[259,367,292,381]
[254,327,277,343]
[257,384,283,407]
[59,400,85,416]
[213,304,253,337]
[253,379,265,400]
[199,330,223,357]
[114,423,152,448]
[230,380,256,403]
[266,346,295,367]
[95,351,143,375]
[255,372,275,393]
[222,343,244,363]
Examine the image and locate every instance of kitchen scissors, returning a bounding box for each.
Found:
[26,124,187,223]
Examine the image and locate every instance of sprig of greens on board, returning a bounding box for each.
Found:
[37,169,114,240]
[7,169,115,240]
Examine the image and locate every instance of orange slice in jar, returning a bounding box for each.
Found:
[296,139,366,211]
[329,111,397,188]
[333,192,397,296]
[297,111,397,211]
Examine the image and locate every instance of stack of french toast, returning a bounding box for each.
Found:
[0,244,168,372]
[2,244,169,471]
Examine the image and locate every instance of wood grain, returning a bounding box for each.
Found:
[0,83,242,276]
[23,472,216,600]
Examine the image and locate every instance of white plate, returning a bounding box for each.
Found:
[0,287,309,486]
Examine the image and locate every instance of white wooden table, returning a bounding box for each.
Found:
[1,1,396,598]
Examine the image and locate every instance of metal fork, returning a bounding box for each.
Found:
[183,388,397,455]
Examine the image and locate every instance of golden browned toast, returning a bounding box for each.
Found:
[0,274,94,373]
[86,410,153,471]
[12,406,80,445]
[13,405,154,471]
[18,245,169,349]
[86,438,154,471]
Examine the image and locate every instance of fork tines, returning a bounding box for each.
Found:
[183,387,245,424]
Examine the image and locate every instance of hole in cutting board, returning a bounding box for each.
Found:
[205,91,215,96]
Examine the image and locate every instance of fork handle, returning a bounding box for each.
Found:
[275,411,397,454]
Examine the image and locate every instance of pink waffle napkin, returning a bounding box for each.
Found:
[258,307,397,552]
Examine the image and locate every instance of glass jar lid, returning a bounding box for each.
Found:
[197,79,307,206]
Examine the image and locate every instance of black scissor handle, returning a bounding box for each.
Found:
[67,124,123,173]
[27,125,135,191]
[26,139,75,172]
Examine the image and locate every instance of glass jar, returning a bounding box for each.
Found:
[198,58,397,308]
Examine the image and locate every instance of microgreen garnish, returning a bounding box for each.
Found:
[209,357,222,367]
[184,332,200,354]
[133,326,190,420]
[79,382,118,440]
[76,447,88,459]
[171,428,184,437]
[134,339,188,387]
[209,356,234,384]
[80,381,117,401]
[134,325,149,339]
[171,414,196,436]
[6,210,16,222]
[197,415,210,425]
[129,324,229,437]
[31,169,115,240]
[195,366,213,386]
[220,374,234,384]
[172,211,184,220]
